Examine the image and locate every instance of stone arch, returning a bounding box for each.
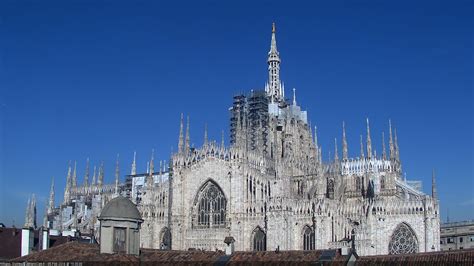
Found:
[302,225,315,250]
[192,179,227,228]
[251,226,266,251]
[159,227,171,250]
[388,222,419,254]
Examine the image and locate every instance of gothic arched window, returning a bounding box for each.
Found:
[356,176,361,191]
[160,227,171,250]
[194,180,227,228]
[303,225,315,250]
[327,179,334,199]
[252,227,266,251]
[388,223,419,254]
[380,176,386,190]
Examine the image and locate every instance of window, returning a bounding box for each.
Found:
[303,226,315,250]
[460,237,463,243]
[447,238,454,243]
[160,227,171,250]
[194,180,227,228]
[356,176,361,191]
[388,223,419,254]
[113,227,127,253]
[470,236,474,242]
[253,227,266,251]
[327,179,334,199]
[440,239,444,244]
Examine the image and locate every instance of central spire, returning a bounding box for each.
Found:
[267,22,282,102]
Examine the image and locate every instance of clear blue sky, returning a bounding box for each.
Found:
[0,0,472,226]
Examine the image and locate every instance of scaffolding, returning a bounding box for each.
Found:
[228,90,270,154]
[248,90,269,154]
[229,94,246,145]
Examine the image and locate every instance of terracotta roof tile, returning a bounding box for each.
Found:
[10,241,138,263]
[140,248,224,263]
[12,241,472,265]
[357,248,474,265]
[9,242,355,265]
[228,249,352,265]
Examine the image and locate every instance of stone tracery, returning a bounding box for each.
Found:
[193,180,227,228]
[303,225,315,250]
[388,223,419,254]
[252,227,266,251]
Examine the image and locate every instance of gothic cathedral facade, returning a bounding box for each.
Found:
[45,24,440,256]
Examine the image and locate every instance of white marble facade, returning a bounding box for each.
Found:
[44,24,440,256]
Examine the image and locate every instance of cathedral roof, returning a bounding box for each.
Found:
[99,196,142,221]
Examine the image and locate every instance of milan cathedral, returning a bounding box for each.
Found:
[33,24,440,256]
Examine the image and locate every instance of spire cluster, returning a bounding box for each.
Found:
[177,113,191,155]
[24,194,36,228]
[334,119,402,169]
[55,150,172,204]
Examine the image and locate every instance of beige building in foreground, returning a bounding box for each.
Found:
[440,220,474,251]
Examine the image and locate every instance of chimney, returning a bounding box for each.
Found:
[341,247,350,256]
[224,236,235,256]
[21,227,34,256]
[41,227,50,250]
